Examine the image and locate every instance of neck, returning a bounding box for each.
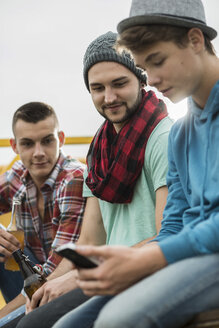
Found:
[31,176,46,191]
[192,55,219,109]
[113,120,128,133]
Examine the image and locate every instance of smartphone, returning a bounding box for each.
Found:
[55,243,100,269]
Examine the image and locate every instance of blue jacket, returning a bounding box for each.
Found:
[156,81,219,263]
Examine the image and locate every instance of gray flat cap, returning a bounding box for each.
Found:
[117,0,217,40]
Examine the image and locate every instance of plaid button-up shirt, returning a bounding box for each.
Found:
[0,151,85,275]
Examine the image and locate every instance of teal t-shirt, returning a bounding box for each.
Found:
[83,116,173,246]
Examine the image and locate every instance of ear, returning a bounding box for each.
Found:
[10,138,19,154]
[187,28,205,52]
[58,131,65,148]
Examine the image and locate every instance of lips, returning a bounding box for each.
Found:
[32,162,48,166]
[103,103,124,111]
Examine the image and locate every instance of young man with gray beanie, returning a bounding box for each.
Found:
[49,1,219,328]
[14,31,172,328]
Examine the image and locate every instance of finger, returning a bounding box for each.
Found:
[0,254,6,263]
[76,279,114,296]
[0,229,20,246]
[77,267,99,280]
[37,284,54,307]
[38,293,49,307]
[0,245,13,258]
[30,286,44,309]
[0,230,20,251]
[25,298,31,314]
[76,279,102,296]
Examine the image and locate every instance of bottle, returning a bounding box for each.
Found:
[5,199,24,271]
[12,249,47,300]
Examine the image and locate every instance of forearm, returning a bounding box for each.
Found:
[46,257,74,281]
[75,196,106,246]
[132,236,157,248]
[0,293,25,319]
[138,243,167,274]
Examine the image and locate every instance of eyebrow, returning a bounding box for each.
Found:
[42,134,54,139]
[19,137,33,142]
[111,76,128,83]
[19,134,54,142]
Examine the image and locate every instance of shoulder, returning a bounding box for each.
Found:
[6,160,26,180]
[146,116,174,151]
[0,161,25,195]
[151,116,173,137]
[168,116,188,145]
[58,156,85,181]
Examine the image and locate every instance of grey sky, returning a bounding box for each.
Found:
[0,0,218,164]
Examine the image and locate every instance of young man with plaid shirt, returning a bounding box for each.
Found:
[0,102,85,323]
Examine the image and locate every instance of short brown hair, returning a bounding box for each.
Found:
[117,25,216,55]
[12,102,59,136]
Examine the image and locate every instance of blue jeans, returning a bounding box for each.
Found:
[53,254,219,328]
[0,263,24,303]
[52,295,112,328]
[95,254,219,328]
[16,288,90,328]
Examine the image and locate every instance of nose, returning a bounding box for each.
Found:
[147,71,161,88]
[104,87,117,104]
[33,143,45,157]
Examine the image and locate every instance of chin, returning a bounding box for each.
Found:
[169,93,186,104]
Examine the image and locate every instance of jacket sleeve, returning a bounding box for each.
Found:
[154,131,188,242]
[156,130,219,263]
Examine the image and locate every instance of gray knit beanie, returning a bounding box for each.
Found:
[83,31,146,91]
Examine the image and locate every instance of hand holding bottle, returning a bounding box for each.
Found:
[13,249,47,300]
[0,226,21,260]
[2,199,25,270]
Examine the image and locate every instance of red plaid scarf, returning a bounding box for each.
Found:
[86,90,168,203]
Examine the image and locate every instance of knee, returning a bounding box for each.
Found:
[94,315,119,328]
[16,312,34,328]
[94,307,128,328]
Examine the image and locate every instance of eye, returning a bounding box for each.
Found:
[154,58,165,66]
[91,85,104,92]
[20,141,33,148]
[114,81,127,88]
[42,137,54,145]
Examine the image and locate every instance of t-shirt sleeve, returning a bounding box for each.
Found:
[82,168,94,198]
[144,117,173,191]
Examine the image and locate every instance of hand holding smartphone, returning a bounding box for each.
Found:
[55,243,100,269]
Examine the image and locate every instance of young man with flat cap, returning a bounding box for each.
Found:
[15,31,172,328]
[50,1,219,328]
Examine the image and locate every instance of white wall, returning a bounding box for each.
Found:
[0,0,218,164]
